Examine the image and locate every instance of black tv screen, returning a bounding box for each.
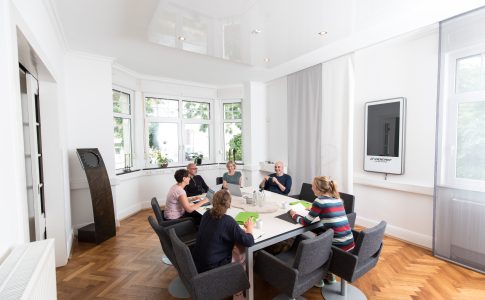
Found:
[366,102,400,157]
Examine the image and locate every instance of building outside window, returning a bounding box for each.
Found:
[113,88,134,170]
[145,96,212,166]
[222,101,243,162]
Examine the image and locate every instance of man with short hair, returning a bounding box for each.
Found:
[259,161,292,195]
[184,163,209,197]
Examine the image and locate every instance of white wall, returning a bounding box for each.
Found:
[266,77,288,165]
[353,27,439,248]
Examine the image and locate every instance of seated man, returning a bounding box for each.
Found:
[259,161,292,195]
[184,163,209,197]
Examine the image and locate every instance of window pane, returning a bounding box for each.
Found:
[224,122,242,161]
[148,122,179,163]
[456,54,485,93]
[184,124,210,161]
[113,90,130,114]
[114,117,132,169]
[182,101,210,120]
[224,103,242,120]
[145,98,179,118]
[456,101,485,181]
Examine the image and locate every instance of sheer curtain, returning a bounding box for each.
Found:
[287,64,322,195]
[321,55,354,193]
[434,8,485,273]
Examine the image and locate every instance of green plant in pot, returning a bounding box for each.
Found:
[195,154,203,165]
[153,149,169,168]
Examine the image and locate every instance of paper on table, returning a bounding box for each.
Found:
[239,225,264,240]
[290,203,310,217]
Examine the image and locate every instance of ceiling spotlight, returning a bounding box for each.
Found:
[264,58,270,62]
[251,29,262,34]
[318,31,328,36]
[178,36,186,41]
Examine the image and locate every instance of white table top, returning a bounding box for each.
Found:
[196,186,317,243]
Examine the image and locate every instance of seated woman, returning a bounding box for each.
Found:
[289,176,355,285]
[163,169,209,223]
[194,189,255,274]
[222,160,243,188]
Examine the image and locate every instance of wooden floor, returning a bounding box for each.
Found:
[57,209,485,299]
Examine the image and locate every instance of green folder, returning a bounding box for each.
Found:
[289,200,312,209]
[235,212,260,224]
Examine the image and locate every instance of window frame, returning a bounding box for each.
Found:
[144,93,215,167]
[442,45,485,192]
[112,86,135,171]
[222,99,243,163]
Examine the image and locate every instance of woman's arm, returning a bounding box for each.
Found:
[178,194,208,213]
[238,172,244,187]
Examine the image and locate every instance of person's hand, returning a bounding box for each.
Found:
[199,198,209,206]
[289,209,296,218]
[263,175,270,181]
[272,177,278,184]
[244,217,254,233]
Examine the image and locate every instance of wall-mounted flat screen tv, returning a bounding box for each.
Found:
[364,97,406,174]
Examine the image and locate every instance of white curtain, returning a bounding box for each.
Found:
[287,64,322,195]
[321,55,354,193]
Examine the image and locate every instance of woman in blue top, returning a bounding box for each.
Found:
[222,160,243,188]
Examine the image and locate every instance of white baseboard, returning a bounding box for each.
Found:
[118,203,143,220]
[357,216,432,249]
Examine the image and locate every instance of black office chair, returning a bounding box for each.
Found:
[216,176,223,185]
[148,216,193,298]
[289,183,316,202]
[150,197,194,227]
[255,229,334,300]
[169,228,250,300]
[321,221,387,300]
[339,192,355,214]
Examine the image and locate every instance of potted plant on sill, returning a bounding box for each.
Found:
[152,149,169,168]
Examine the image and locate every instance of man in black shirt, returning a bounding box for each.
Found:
[184,163,209,197]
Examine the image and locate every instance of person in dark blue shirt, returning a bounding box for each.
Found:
[194,189,255,273]
[259,161,292,195]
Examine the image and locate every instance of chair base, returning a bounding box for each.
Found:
[168,275,190,298]
[161,255,172,265]
[321,282,366,300]
[273,294,306,300]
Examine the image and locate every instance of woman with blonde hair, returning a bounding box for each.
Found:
[194,189,254,273]
[222,160,243,188]
[289,176,354,286]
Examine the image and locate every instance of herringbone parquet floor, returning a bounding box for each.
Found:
[56,209,485,299]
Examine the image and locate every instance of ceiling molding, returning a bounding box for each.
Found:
[67,50,116,63]
[43,0,70,52]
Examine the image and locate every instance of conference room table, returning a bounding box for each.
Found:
[196,186,322,300]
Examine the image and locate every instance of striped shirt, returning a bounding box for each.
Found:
[292,196,355,251]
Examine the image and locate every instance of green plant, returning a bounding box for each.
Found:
[151,149,169,166]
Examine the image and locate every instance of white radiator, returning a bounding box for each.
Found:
[0,239,56,300]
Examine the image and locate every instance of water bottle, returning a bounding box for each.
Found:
[252,190,258,206]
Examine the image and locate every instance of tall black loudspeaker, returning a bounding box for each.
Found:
[76,148,116,244]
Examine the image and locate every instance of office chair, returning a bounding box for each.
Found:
[289,183,316,202]
[216,176,223,185]
[321,221,387,300]
[339,192,355,214]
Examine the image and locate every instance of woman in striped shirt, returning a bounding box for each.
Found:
[289,176,355,286]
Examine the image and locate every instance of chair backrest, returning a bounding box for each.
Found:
[346,212,356,229]
[216,177,223,185]
[353,221,387,261]
[292,229,333,275]
[151,197,165,224]
[299,183,316,202]
[147,216,179,270]
[169,228,199,281]
[339,192,355,214]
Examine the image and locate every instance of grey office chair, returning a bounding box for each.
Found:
[322,221,387,300]
[169,228,250,300]
[289,183,315,202]
[255,229,334,300]
[339,192,355,214]
[147,216,193,298]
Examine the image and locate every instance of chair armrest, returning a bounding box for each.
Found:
[192,263,249,300]
[288,194,300,199]
[328,246,358,282]
[255,250,297,295]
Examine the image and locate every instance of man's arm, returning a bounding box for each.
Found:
[198,175,209,193]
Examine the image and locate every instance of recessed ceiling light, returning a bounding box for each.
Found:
[318,31,328,36]
[178,36,186,41]
[251,29,262,34]
[264,58,270,62]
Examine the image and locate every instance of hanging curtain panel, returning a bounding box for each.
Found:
[434,8,485,273]
[287,64,322,195]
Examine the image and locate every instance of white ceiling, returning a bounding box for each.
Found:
[52,0,485,85]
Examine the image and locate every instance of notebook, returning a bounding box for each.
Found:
[234,212,259,224]
[227,183,243,197]
[289,200,312,209]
